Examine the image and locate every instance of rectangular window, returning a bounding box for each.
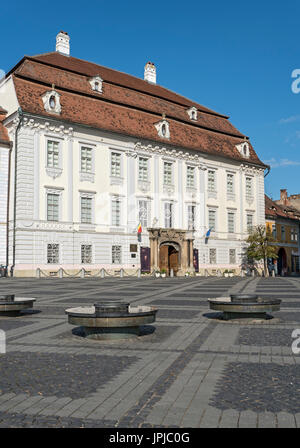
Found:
[246,177,253,197]
[228,212,235,233]
[187,166,195,188]
[138,200,148,228]
[227,173,234,193]
[164,202,173,228]
[209,248,216,264]
[81,147,92,173]
[208,209,216,231]
[112,245,121,264]
[81,197,92,224]
[247,214,253,231]
[47,140,59,168]
[208,170,216,192]
[138,157,148,181]
[272,224,277,239]
[47,244,59,264]
[229,248,236,264]
[163,162,173,185]
[188,205,195,230]
[111,152,121,177]
[81,245,92,264]
[47,193,59,222]
[112,199,121,226]
[281,225,285,241]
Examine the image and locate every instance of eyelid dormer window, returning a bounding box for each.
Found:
[155,119,170,139]
[236,141,250,158]
[42,90,61,114]
[187,106,197,121]
[89,76,103,93]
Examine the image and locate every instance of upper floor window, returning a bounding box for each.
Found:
[112,198,121,226]
[272,224,277,239]
[208,170,216,192]
[291,227,298,242]
[228,212,235,233]
[187,166,195,188]
[208,209,216,231]
[81,197,92,224]
[138,200,149,228]
[281,225,286,241]
[47,193,59,222]
[164,202,173,228]
[81,147,92,173]
[163,162,173,185]
[47,141,59,168]
[138,157,148,181]
[188,205,196,230]
[227,173,234,194]
[111,152,121,177]
[89,76,103,93]
[247,214,253,231]
[245,177,253,197]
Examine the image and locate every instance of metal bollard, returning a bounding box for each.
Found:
[170,269,174,278]
[101,268,105,278]
[36,268,41,279]
[138,269,141,279]
[120,268,124,278]
[59,268,63,278]
[81,268,85,278]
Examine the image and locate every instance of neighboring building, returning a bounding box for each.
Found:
[265,194,300,275]
[275,189,300,214]
[0,31,268,277]
[0,108,11,273]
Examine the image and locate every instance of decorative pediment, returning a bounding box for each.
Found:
[236,141,250,158]
[89,76,103,93]
[187,106,197,121]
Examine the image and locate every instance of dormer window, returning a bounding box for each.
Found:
[236,141,250,158]
[155,119,170,139]
[187,106,198,121]
[42,90,61,114]
[89,76,103,93]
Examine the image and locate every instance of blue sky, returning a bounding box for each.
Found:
[2,0,300,199]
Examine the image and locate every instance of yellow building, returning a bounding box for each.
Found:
[265,195,300,275]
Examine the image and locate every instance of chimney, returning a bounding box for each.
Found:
[280,189,288,205]
[56,31,70,56]
[144,62,156,84]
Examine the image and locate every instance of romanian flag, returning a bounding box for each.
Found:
[137,223,142,242]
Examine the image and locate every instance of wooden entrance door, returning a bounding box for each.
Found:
[159,245,179,276]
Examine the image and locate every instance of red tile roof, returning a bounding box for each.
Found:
[265,195,300,221]
[8,52,267,167]
[0,109,10,146]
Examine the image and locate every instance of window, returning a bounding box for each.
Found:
[81,197,92,224]
[81,245,92,264]
[112,199,121,226]
[245,177,253,198]
[187,166,195,188]
[208,209,216,231]
[138,200,148,228]
[247,214,253,231]
[281,225,286,241]
[209,248,216,264]
[138,157,148,181]
[163,162,173,185]
[291,228,298,242]
[227,173,234,194]
[111,152,121,177]
[228,212,235,233]
[81,147,92,173]
[47,141,59,168]
[47,193,59,221]
[272,224,277,239]
[164,202,173,228]
[229,248,236,264]
[208,170,216,192]
[112,245,121,264]
[47,244,59,264]
[188,205,195,230]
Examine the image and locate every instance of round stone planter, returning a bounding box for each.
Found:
[208,294,281,321]
[0,295,36,316]
[65,300,158,341]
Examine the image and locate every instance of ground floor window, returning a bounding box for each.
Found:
[112,245,122,264]
[229,248,236,264]
[209,248,216,264]
[47,244,59,264]
[81,245,92,264]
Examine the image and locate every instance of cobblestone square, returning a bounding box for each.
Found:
[0,276,300,427]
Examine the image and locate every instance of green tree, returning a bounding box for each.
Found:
[245,225,278,277]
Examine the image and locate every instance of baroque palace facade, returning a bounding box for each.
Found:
[0,32,268,277]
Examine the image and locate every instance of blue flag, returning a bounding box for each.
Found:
[205,228,212,238]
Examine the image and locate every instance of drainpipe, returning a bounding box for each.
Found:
[264,165,270,178]
[5,141,13,276]
[10,107,23,277]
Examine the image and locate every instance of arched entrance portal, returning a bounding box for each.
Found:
[277,248,287,276]
[159,242,180,276]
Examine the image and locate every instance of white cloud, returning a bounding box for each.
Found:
[279,115,300,124]
[264,158,300,168]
